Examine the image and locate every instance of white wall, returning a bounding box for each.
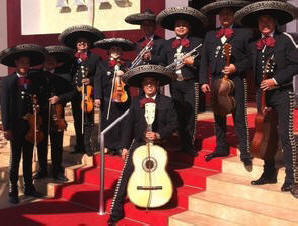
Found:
[0,0,8,76]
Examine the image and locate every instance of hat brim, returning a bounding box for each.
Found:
[0,44,47,67]
[45,45,74,63]
[156,7,208,31]
[94,38,136,51]
[125,13,156,25]
[201,0,249,15]
[123,65,176,87]
[235,1,298,27]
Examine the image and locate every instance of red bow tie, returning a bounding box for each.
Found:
[18,77,30,87]
[172,38,190,49]
[216,28,234,39]
[75,52,88,61]
[141,39,153,48]
[108,59,124,68]
[256,36,276,50]
[139,97,155,108]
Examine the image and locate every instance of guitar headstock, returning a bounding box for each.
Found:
[223,43,232,65]
[144,102,156,127]
[264,55,275,76]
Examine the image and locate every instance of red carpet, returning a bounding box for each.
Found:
[0,109,297,226]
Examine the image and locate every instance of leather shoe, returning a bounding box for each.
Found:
[33,171,48,180]
[8,192,19,204]
[242,158,253,172]
[24,187,43,198]
[251,175,277,185]
[205,152,229,162]
[107,214,124,225]
[281,183,293,192]
[53,174,68,182]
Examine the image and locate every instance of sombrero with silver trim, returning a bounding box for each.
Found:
[45,45,74,63]
[156,7,208,31]
[235,0,298,27]
[0,44,48,67]
[123,64,176,87]
[58,25,105,49]
[94,38,136,51]
[201,0,250,15]
[125,8,156,25]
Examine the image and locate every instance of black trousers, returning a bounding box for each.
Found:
[71,94,94,153]
[170,80,198,151]
[213,77,251,160]
[9,120,34,192]
[257,88,296,184]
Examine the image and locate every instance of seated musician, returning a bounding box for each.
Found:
[93,38,135,155]
[107,65,177,225]
[235,1,298,196]
[31,45,74,181]
[0,44,47,204]
[156,7,207,156]
[199,0,253,169]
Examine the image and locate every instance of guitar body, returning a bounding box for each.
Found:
[127,144,173,208]
[250,108,279,160]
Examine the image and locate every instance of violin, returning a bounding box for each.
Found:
[77,66,94,113]
[212,43,236,116]
[50,96,67,132]
[111,64,128,103]
[24,94,44,145]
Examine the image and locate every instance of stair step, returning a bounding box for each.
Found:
[206,172,298,211]
[169,210,238,226]
[189,191,298,225]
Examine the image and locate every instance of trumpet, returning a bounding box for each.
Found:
[166,44,202,71]
[130,39,153,69]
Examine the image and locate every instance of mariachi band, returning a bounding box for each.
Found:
[0,0,298,223]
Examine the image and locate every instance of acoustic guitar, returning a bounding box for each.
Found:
[127,102,173,208]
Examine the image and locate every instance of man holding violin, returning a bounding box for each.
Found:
[30,45,74,181]
[58,25,104,156]
[0,44,46,204]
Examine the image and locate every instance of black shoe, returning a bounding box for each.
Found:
[281,182,293,192]
[8,192,19,204]
[251,175,277,185]
[290,185,298,198]
[53,174,68,182]
[33,171,48,180]
[107,214,124,225]
[24,187,44,198]
[242,158,253,172]
[205,152,229,162]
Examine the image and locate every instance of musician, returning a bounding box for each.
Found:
[235,0,298,194]
[94,38,135,155]
[31,46,74,181]
[125,8,164,65]
[0,44,47,204]
[107,65,177,225]
[199,1,253,169]
[156,7,208,156]
[58,25,104,155]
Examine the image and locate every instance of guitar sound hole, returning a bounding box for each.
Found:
[145,160,154,169]
[142,157,157,172]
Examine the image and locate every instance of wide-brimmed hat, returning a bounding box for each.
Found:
[58,25,105,49]
[94,38,136,51]
[123,64,176,87]
[0,44,47,67]
[235,0,298,27]
[156,7,208,31]
[201,0,249,15]
[45,45,74,63]
[125,8,156,25]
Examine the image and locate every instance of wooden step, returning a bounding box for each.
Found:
[189,190,298,225]
[206,172,298,211]
[169,211,238,226]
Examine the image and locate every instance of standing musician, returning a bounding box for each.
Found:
[156,7,208,156]
[0,44,46,204]
[199,0,253,170]
[93,38,135,155]
[235,0,298,195]
[58,25,104,156]
[31,45,74,181]
[125,8,164,65]
[107,65,177,225]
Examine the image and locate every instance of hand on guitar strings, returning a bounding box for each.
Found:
[82,78,90,85]
[49,96,60,104]
[222,64,236,75]
[261,79,275,91]
[201,84,211,94]
[121,148,129,160]
[145,131,160,141]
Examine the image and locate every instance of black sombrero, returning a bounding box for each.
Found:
[201,0,250,15]
[156,7,208,31]
[123,64,176,87]
[0,44,47,67]
[235,0,298,27]
[94,38,136,51]
[45,45,74,63]
[58,25,105,49]
[125,8,156,25]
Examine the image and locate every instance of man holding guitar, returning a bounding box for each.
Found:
[107,65,177,225]
[199,0,253,170]
[235,0,298,196]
